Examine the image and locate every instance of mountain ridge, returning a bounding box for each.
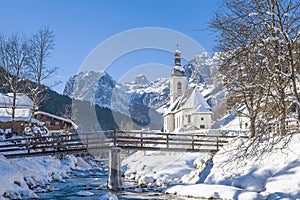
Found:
[63,52,225,129]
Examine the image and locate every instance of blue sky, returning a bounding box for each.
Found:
[0,0,221,93]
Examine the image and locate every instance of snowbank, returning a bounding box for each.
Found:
[166,133,300,199]
[122,131,300,199]
[165,184,264,200]
[0,155,36,199]
[205,133,300,199]
[122,150,210,187]
[0,154,92,199]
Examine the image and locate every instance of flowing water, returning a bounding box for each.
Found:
[38,164,194,200]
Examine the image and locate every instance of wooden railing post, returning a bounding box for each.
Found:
[86,133,89,149]
[26,139,30,154]
[166,133,169,148]
[192,135,195,150]
[140,132,143,147]
[113,130,117,146]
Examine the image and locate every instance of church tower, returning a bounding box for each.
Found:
[170,44,187,104]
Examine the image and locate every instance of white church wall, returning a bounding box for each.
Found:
[192,113,212,129]
[164,114,175,132]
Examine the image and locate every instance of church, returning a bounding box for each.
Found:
[163,46,213,132]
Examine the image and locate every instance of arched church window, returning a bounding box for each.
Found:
[177,82,182,95]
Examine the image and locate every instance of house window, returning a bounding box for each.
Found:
[45,121,50,126]
[177,82,182,95]
[200,125,205,129]
[55,121,60,126]
[188,115,191,123]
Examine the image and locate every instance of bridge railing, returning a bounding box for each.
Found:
[111,130,240,152]
[0,130,246,158]
[0,131,114,158]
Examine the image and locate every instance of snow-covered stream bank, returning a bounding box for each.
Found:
[122,133,300,200]
[0,155,102,199]
[0,154,194,200]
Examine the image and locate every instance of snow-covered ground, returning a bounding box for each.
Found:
[122,133,300,199]
[0,155,92,199]
[122,151,212,188]
[165,133,300,199]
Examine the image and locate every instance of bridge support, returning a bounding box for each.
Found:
[107,147,122,190]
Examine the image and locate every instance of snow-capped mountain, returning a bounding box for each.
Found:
[63,71,116,108]
[63,52,224,126]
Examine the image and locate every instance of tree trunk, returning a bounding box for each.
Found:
[250,117,256,138]
[11,91,17,133]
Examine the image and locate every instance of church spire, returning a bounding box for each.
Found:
[174,41,181,67]
[172,42,185,77]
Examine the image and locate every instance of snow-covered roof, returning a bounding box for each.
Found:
[0,114,44,126]
[165,86,212,115]
[175,48,181,53]
[171,66,185,77]
[183,88,212,112]
[0,93,33,108]
[34,111,78,129]
[174,65,185,72]
[0,108,30,119]
[165,96,181,114]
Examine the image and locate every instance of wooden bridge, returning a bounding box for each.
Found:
[0,130,243,159]
[0,129,245,189]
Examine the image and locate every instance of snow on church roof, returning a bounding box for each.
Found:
[174,65,185,73]
[183,87,212,112]
[164,86,212,115]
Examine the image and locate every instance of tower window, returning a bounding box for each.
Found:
[188,115,191,123]
[178,82,182,95]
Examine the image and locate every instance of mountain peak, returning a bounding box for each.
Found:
[133,74,149,85]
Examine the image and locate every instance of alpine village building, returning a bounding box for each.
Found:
[0,93,77,135]
[163,45,213,132]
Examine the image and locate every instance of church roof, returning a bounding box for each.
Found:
[164,86,212,115]
[171,67,185,77]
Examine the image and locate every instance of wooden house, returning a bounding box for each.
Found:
[34,111,78,134]
[0,93,42,134]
